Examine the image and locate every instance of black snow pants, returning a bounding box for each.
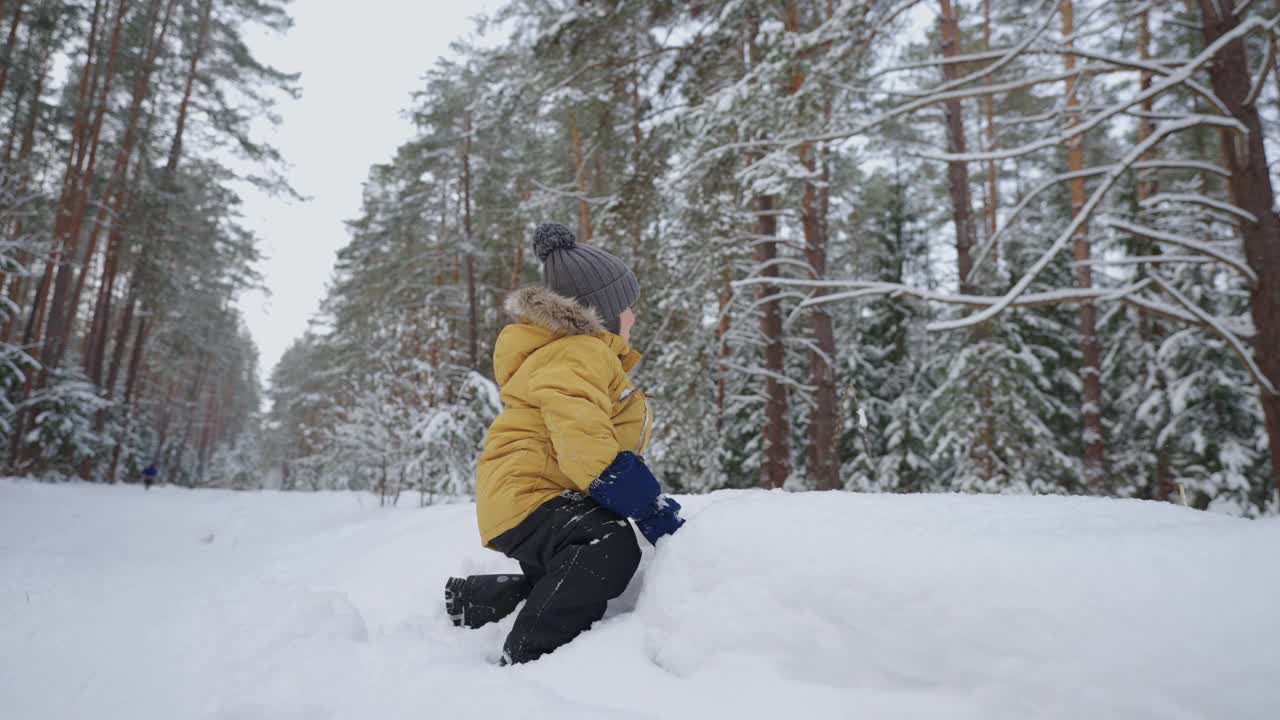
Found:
[452,492,641,664]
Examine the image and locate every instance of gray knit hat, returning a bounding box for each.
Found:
[533,223,639,335]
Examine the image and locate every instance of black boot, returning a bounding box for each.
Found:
[444,573,534,629]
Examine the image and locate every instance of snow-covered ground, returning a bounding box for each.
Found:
[2,481,1277,720]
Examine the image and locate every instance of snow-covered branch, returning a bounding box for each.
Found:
[1104,219,1258,283]
[732,276,1136,311]
[1245,34,1274,106]
[919,17,1271,163]
[1139,193,1259,224]
[1148,272,1277,396]
[1118,294,1256,341]
[722,361,818,394]
[1075,255,1213,267]
[968,160,1231,284]
[932,115,1242,332]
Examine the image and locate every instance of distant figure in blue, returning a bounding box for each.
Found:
[142,464,158,490]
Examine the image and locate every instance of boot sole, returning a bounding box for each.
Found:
[444,576,466,627]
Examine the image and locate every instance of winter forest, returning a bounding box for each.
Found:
[2,0,1279,516]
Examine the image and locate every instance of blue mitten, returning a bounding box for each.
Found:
[636,496,685,545]
[590,451,661,518]
[590,452,686,546]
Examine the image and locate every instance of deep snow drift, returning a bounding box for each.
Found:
[2,481,1277,720]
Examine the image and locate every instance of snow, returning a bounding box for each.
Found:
[2,481,1278,720]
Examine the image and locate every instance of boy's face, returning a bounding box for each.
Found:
[619,307,636,342]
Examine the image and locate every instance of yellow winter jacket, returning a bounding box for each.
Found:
[475,286,653,547]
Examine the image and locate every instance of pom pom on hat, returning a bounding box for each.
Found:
[533,223,577,262]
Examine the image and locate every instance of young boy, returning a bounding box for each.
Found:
[446,222,684,665]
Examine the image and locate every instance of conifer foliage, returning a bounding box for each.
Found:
[7,1,1276,514]
[0,0,294,485]
[262,0,1280,515]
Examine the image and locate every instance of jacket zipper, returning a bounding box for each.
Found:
[619,387,651,453]
[638,393,650,453]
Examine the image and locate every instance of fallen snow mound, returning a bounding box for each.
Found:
[1,481,1277,720]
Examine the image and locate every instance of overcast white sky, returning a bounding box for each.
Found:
[236,1,499,385]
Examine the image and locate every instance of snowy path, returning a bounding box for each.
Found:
[1,481,1277,719]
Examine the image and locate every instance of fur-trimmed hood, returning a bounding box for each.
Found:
[492,286,640,387]
[504,286,604,336]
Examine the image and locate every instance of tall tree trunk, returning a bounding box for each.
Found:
[570,110,592,241]
[196,388,219,483]
[1062,0,1106,492]
[103,284,135,397]
[1197,1,1280,488]
[789,0,839,491]
[166,0,210,174]
[463,108,477,369]
[1136,9,1159,206]
[33,0,127,383]
[108,313,151,483]
[123,314,149,410]
[718,33,748,428]
[21,0,107,350]
[940,0,998,482]
[93,0,202,379]
[0,34,46,340]
[83,217,121,382]
[630,39,644,261]
[511,187,529,290]
[939,0,978,296]
[755,192,790,490]
[51,0,175,376]
[93,0,204,480]
[747,22,790,490]
[1133,7,1172,502]
[173,345,211,479]
[0,0,25,101]
[0,0,25,175]
[1,65,23,167]
[9,0,112,470]
[982,0,998,250]
[717,258,731,423]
